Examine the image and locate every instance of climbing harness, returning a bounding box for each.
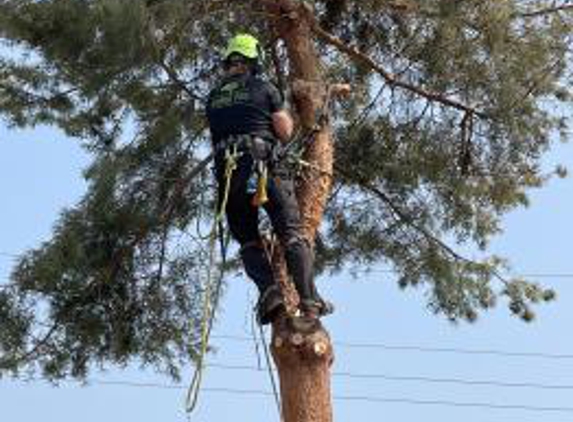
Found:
[185,145,238,414]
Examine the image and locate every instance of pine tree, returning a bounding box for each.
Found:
[0,1,571,421]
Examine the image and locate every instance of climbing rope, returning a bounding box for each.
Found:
[257,322,284,422]
[258,233,284,420]
[185,145,239,414]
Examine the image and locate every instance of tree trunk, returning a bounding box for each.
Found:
[266,2,335,422]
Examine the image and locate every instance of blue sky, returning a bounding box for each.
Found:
[1,123,572,422]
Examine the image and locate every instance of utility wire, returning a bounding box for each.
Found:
[19,378,573,414]
[358,268,573,279]
[204,363,573,391]
[212,334,573,360]
[3,249,573,279]
[1,276,572,360]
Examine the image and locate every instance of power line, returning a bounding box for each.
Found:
[20,378,573,414]
[212,334,573,360]
[2,249,573,279]
[1,278,572,361]
[510,273,573,279]
[334,341,573,360]
[354,268,573,280]
[2,249,573,362]
[205,362,573,391]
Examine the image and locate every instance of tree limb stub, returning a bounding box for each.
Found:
[272,317,334,365]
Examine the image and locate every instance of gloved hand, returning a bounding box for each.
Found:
[248,136,271,161]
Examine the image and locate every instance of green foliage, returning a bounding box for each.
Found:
[0,0,570,379]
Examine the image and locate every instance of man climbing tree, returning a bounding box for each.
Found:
[0,1,571,422]
[206,33,333,324]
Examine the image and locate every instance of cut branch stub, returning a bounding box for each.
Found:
[272,316,334,364]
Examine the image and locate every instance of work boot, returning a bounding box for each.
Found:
[299,297,335,319]
[257,285,286,325]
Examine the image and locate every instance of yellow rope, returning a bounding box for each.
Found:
[186,146,238,413]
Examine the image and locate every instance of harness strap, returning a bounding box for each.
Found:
[214,134,250,154]
[251,160,269,207]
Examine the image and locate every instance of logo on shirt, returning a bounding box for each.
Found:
[210,81,251,109]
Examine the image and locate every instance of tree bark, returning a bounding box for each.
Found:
[265,2,335,422]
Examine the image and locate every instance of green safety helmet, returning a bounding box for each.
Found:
[224,33,260,60]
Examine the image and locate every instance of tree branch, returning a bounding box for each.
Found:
[310,25,487,119]
[10,323,59,367]
[507,56,565,113]
[334,164,523,291]
[334,164,472,262]
[144,11,204,102]
[156,59,204,102]
[520,3,573,18]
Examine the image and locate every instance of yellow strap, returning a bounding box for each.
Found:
[251,161,269,207]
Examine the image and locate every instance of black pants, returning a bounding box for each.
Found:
[216,152,318,303]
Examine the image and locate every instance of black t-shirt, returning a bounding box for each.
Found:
[206,73,284,144]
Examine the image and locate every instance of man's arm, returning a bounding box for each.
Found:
[265,80,293,143]
[272,109,294,143]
